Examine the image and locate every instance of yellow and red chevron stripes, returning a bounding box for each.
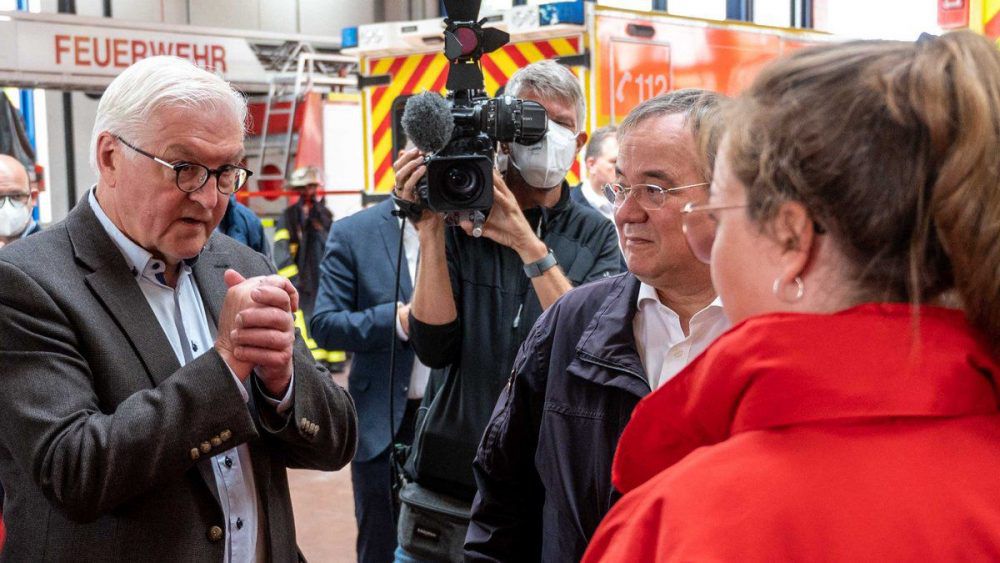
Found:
[367,37,583,193]
[986,0,1000,42]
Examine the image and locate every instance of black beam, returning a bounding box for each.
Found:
[801,0,813,28]
[58,0,78,209]
[103,0,112,17]
[727,0,753,22]
[652,0,667,11]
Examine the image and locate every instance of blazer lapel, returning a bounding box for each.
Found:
[377,201,413,299]
[68,202,181,387]
[191,235,231,328]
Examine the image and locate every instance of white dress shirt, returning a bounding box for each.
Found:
[582,182,615,221]
[393,211,431,400]
[89,190,291,562]
[632,282,729,390]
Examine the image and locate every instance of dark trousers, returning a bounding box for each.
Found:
[352,399,420,563]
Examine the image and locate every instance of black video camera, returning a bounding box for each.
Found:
[398,0,548,226]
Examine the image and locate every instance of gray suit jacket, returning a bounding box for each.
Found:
[0,201,358,562]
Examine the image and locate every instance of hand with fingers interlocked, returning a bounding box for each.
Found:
[214,269,299,396]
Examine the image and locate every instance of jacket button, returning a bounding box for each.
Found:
[220,429,232,441]
[200,441,212,454]
[189,448,200,461]
[210,436,222,447]
[207,525,224,542]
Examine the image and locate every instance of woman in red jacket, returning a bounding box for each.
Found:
[584,30,1000,561]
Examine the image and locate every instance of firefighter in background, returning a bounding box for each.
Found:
[274,166,346,369]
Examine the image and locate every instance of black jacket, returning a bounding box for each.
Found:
[465,273,650,562]
[407,186,622,498]
[274,199,333,317]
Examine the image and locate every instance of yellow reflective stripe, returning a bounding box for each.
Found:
[292,309,346,364]
[273,228,291,242]
[278,264,299,279]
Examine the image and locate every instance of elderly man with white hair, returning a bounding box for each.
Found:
[0,56,357,562]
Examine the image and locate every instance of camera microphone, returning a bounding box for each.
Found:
[402,92,454,154]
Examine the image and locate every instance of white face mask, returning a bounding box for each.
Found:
[498,122,578,189]
[0,200,31,238]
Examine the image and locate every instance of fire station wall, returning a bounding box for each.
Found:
[29,0,382,224]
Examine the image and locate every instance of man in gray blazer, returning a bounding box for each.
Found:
[0,56,357,562]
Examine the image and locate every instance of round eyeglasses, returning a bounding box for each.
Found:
[116,136,252,195]
[603,182,708,211]
[681,201,827,264]
[680,201,749,264]
[0,194,30,209]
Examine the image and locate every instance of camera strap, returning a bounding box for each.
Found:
[388,206,410,520]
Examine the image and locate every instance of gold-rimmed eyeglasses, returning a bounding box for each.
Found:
[682,201,826,263]
[680,201,749,264]
[602,182,708,211]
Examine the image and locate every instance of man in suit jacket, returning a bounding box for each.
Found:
[569,125,617,222]
[0,56,357,562]
[311,196,432,563]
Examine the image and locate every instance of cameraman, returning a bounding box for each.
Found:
[393,60,621,560]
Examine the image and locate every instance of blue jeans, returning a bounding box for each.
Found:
[393,545,436,563]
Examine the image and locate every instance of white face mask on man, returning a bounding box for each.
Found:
[496,122,578,189]
[0,199,31,238]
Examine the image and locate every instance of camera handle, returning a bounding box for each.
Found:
[471,210,486,238]
[388,207,409,521]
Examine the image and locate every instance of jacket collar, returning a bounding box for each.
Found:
[523,181,572,233]
[612,303,1000,494]
[566,273,649,398]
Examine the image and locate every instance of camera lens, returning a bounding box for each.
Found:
[443,163,482,203]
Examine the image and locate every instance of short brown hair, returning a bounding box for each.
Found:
[585,125,617,162]
[723,31,1000,352]
[619,89,726,181]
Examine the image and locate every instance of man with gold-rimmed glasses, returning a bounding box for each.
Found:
[467,90,731,562]
[0,56,357,562]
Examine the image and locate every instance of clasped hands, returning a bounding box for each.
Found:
[215,269,297,397]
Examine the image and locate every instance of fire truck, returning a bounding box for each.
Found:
[344,1,831,195]
[937,0,1000,43]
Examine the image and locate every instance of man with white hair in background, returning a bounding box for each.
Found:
[0,56,357,562]
[0,155,41,250]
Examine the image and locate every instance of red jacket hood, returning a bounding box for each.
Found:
[612,303,1000,494]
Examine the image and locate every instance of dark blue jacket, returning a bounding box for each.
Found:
[568,183,590,207]
[465,273,650,562]
[217,196,270,258]
[310,199,417,462]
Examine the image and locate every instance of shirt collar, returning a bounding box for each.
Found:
[19,218,36,239]
[582,182,613,215]
[88,189,194,286]
[636,282,724,318]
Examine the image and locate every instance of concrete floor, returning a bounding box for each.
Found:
[290,370,359,563]
[290,465,358,563]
